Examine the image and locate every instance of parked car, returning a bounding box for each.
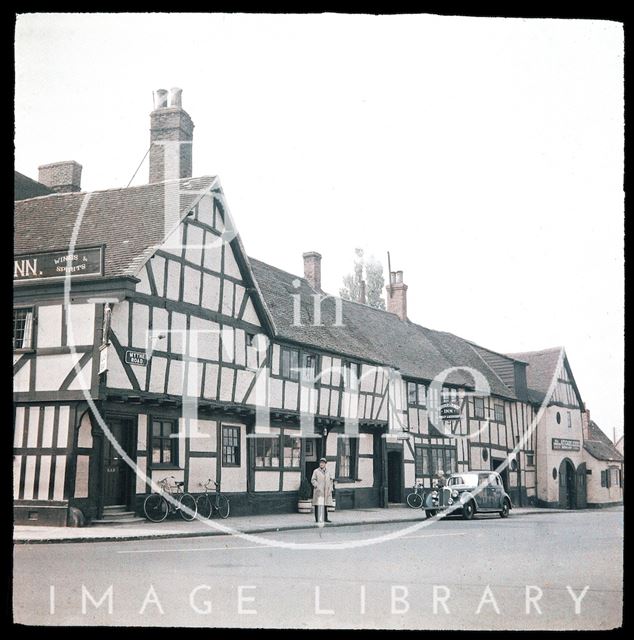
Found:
[423,471,512,520]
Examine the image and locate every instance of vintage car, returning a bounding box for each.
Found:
[423,471,512,520]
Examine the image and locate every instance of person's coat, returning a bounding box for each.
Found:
[311,467,334,507]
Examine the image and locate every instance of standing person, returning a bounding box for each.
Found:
[311,457,334,523]
[435,469,447,488]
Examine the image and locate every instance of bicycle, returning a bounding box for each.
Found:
[196,479,230,519]
[406,482,425,509]
[143,476,198,523]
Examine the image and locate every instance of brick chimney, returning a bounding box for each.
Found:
[581,408,591,441]
[149,87,194,184]
[38,161,82,193]
[303,251,322,291]
[386,270,407,320]
[359,280,367,304]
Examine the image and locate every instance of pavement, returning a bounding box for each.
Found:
[12,504,590,544]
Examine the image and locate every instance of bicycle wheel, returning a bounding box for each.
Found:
[179,493,198,521]
[406,492,423,509]
[216,494,230,519]
[144,494,168,523]
[196,494,213,519]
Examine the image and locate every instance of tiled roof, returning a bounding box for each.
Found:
[249,257,517,398]
[14,176,216,278]
[506,346,563,404]
[584,421,624,462]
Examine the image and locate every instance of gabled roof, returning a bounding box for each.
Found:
[249,257,517,398]
[506,346,563,404]
[14,176,217,279]
[584,421,624,462]
[14,171,54,201]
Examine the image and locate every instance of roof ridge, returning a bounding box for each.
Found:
[14,174,217,203]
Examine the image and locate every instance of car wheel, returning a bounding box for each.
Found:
[462,501,475,520]
[500,499,510,518]
[425,510,438,519]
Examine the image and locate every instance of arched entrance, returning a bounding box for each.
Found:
[558,458,576,509]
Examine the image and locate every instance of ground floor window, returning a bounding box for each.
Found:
[602,467,622,488]
[415,445,457,477]
[337,436,358,479]
[222,426,241,466]
[151,419,178,466]
[254,437,280,467]
[253,432,302,469]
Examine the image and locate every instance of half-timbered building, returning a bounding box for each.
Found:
[13,89,622,525]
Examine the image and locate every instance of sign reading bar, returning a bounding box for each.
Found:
[440,404,461,420]
[552,438,580,451]
[125,350,148,367]
[14,247,103,282]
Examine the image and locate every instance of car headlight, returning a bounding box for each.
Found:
[451,490,459,498]
[447,498,453,505]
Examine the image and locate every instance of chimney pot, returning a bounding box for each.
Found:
[170,87,183,107]
[303,251,322,291]
[38,161,82,193]
[155,89,168,109]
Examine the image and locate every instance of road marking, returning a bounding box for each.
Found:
[398,532,468,540]
[117,545,265,554]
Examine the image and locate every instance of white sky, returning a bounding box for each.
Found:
[14,13,624,441]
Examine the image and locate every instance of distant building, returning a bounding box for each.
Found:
[13,89,622,525]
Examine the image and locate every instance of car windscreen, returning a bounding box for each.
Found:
[448,474,478,486]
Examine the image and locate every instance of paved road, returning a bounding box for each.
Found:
[13,509,623,629]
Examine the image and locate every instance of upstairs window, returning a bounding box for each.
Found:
[474,397,485,419]
[300,352,317,383]
[343,362,361,390]
[280,347,300,381]
[494,402,505,424]
[407,382,426,407]
[13,307,34,350]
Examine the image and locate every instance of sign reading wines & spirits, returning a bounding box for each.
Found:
[14,246,104,281]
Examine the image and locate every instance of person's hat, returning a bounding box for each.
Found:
[319,457,327,463]
[438,470,445,475]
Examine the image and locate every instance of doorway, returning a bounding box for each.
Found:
[102,418,134,506]
[387,450,403,503]
[558,458,576,509]
[304,438,321,485]
[491,458,509,493]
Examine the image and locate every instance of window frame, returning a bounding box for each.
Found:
[221,425,241,467]
[252,431,302,470]
[280,346,300,381]
[494,401,506,424]
[13,306,35,351]
[473,397,485,419]
[415,445,457,478]
[336,435,358,481]
[150,418,179,468]
[407,381,427,408]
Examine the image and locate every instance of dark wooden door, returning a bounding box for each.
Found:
[103,419,132,506]
[576,463,587,509]
[558,459,576,509]
[387,451,403,503]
